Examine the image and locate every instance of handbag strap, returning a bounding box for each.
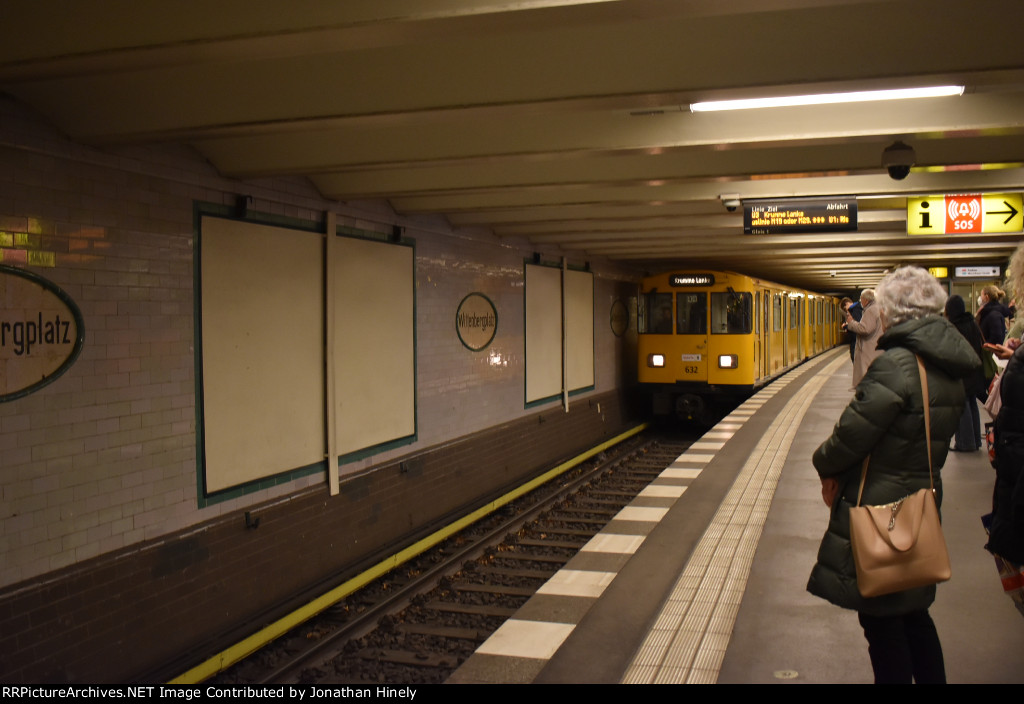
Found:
[855,353,934,506]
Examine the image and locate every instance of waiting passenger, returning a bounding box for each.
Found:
[980,241,1024,572]
[977,285,1011,388]
[977,284,1010,345]
[845,289,882,388]
[945,295,986,452]
[808,266,980,684]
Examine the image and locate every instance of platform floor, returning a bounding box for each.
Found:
[449,348,1024,684]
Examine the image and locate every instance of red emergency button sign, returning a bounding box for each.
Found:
[946,195,982,232]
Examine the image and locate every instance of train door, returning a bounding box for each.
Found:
[795,296,804,360]
[761,289,770,379]
[676,290,708,383]
[754,291,762,382]
[782,295,789,362]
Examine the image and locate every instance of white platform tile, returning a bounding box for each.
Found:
[660,467,702,480]
[614,505,670,523]
[715,423,743,430]
[475,619,576,659]
[700,431,735,440]
[581,533,645,554]
[688,441,725,451]
[536,569,617,598]
[639,484,687,499]
[675,453,715,463]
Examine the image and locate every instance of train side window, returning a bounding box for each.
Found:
[676,292,707,334]
[710,291,751,334]
[773,295,782,331]
[641,292,674,334]
[789,297,800,329]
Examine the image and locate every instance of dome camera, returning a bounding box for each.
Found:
[720,193,741,212]
[882,141,915,180]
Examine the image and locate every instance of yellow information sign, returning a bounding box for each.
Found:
[908,193,1023,235]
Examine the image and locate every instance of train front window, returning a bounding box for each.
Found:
[641,292,674,334]
[710,291,752,334]
[676,292,707,334]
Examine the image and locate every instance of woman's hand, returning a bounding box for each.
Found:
[984,342,1015,360]
[821,478,839,508]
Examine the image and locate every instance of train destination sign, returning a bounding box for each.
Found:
[0,265,85,402]
[907,193,1023,235]
[744,198,857,234]
[670,274,715,287]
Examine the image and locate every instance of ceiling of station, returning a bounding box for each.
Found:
[3,0,1024,293]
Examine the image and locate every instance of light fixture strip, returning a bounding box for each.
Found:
[690,85,964,113]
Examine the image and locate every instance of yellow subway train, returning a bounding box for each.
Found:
[638,270,841,423]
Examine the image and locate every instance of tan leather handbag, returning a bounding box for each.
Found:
[849,355,952,598]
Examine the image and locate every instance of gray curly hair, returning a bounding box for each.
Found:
[874,266,947,326]
[1006,241,1024,303]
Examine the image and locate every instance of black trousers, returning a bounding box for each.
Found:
[858,610,946,684]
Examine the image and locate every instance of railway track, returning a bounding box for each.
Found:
[207,430,695,685]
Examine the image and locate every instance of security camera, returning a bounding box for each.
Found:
[720,193,741,212]
[882,141,915,180]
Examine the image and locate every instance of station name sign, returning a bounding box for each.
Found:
[1,265,85,402]
[670,274,715,287]
[456,292,497,351]
[744,197,857,235]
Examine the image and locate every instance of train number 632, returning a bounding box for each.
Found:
[684,365,699,374]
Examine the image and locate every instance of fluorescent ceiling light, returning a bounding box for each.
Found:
[690,85,964,112]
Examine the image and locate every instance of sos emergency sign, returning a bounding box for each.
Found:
[907,193,1022,235]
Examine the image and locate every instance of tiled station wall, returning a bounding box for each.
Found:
[0,99,643,682]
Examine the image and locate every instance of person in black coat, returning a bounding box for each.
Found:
[982,247,1024,568]
[977,285,1010,345]
[945,295,986,451]
[844,296,863,361]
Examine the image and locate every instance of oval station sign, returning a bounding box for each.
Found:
[0,265,85,402]
[456,292,497,351]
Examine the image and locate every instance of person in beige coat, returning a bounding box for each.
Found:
[846,289,883,387]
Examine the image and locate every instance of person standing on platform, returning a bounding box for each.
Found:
[808,266,980,684]
[846,289,881,388]
[977,285,1011,391]
[977,285,1010,345]
[839,296,859,361]
[945,294,986,452]
[981,243,1024,571]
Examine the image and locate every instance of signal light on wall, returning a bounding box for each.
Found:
[718,354,738,369]
[648,353,666,368]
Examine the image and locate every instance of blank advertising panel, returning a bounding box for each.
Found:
[333,236,415,456]
[525,264,562,403]
[200,216,324,494]
[565,268,594,391]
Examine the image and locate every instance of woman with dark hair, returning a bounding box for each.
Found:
[945,295,986,452]
[808,266,980,684]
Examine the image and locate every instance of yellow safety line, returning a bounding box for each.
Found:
[170,421,649,684]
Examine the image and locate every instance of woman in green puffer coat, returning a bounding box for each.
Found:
[807,266,981,684]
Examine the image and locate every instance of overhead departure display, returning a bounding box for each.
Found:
[907,193,1023,235]
[744,198,857,234]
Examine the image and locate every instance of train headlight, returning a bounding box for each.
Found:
[718,354,738,369]
[648,353,666,368]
